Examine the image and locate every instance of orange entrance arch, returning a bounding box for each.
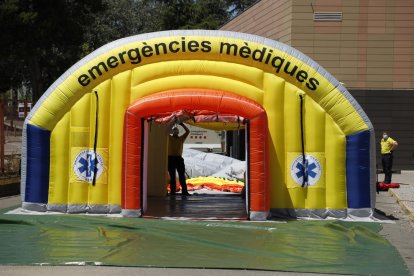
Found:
[122,89,269,220]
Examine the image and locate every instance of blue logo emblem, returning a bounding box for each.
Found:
[290,155,322,187]
[74,150,104,182]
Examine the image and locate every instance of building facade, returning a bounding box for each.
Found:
[221,0,414,170]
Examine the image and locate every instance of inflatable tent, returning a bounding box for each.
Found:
[21,30,375,220]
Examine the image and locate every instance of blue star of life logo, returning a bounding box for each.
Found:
[290,154,322,187]
[74,150,104,182]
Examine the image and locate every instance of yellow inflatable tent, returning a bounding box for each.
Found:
[21,30,375,220]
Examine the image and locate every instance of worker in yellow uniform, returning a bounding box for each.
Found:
[380,131,398,184]
[168,123,191,196]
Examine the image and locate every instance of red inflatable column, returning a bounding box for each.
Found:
[121,112,142,217]
[248,113,269,220]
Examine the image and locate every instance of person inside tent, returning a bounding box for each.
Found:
[380,131,398,184]
[168,122,191,196]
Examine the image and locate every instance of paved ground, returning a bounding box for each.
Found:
[3,133,22,155]
[0,265,337,276]
[376,171,414,275]
[1,171,413,275]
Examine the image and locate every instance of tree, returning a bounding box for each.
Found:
[81,0,164,54]
[0,0,256,103]
[0,0,32,93]
[226,0,257,19]
[157,0,257,30]
[0,0,106,101]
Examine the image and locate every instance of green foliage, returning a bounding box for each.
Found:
[0,0,256,102]
[81,0,164,54]
[158,0,256,30]
[226,0,257,19]
[0,0,106,100]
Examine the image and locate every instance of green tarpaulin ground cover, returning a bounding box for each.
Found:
[0,207,409,275]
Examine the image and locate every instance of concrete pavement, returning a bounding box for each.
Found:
[375,171,414,275]
[3,133,22,155]
[387,171,414,222]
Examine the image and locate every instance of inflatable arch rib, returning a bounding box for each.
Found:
[123,90,268,218]
[21,30,375,220]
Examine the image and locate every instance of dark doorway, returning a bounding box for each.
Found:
[226,129,246,161]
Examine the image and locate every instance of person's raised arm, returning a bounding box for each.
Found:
[180,123,190,140]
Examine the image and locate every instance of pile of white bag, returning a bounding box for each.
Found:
[183,148,246,182]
